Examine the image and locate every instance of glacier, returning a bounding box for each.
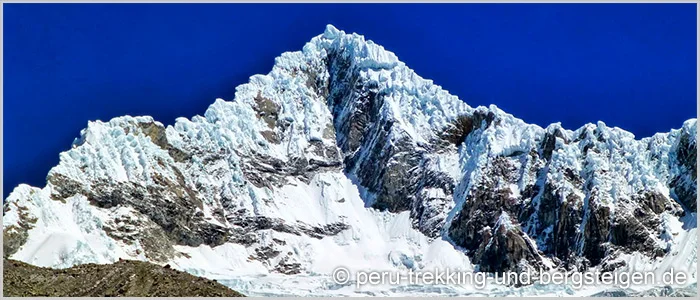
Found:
[3,24,697,297]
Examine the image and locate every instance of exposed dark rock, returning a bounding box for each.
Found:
[328,72,425,215]
[670,128,697,211]
[300,60,330,99]
[253,91,280,129]
[536,184,560,235]
[551,193,583,260]
[581,200,611,266]
[260,130,281,144]
[635,191,681,215]
[438,111,495,146]
[473,212,545,276]
[253,246,282,261]
[241,147,343,189]
[3,204,37,258]
[274,256,302,275]
[324,50,461,235]
[610,213,665,259]
[410,169,456,238]
[102,213,175,263]
[298,222,351,239]
[230,232,258,246]
[227,215,349,245]
[77,174,230,249]
[604,192,683,260]
[229,216,301,236]
[138,122,169,150]
[325,67,467,239]
[540,127,567,161]
[3,226,29,258]
[137,121,191,163]
[599,258,627,273]
[448,157,522,255]
[563,168,583,185]
[47,173,85,201]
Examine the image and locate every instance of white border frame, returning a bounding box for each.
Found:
[0,1,697,299]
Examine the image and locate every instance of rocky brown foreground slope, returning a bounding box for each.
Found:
[3,258,244,297]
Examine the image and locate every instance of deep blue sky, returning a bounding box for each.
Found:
[3,4,697,198]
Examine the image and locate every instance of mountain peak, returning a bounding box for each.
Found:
[323,24,340,39]
[3,26,697,296]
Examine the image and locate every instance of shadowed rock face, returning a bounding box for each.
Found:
[472,212,545,275]
[438,111,496,148]
[3,204,37,258]
[607,191,684,260]
[325,51,460,238]
[84,178,229,248]
[550,193,583,262]
[448,156,524,256]
[670,128,697,211]
[581,201,611,266]
[443,112,696,273]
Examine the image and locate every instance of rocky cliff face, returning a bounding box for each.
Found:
[445,117,695,272]
[3,25,697,292]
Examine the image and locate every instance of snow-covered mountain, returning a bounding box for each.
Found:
[3,25,697,296]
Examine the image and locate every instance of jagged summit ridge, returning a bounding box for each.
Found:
[4,25,697,296]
